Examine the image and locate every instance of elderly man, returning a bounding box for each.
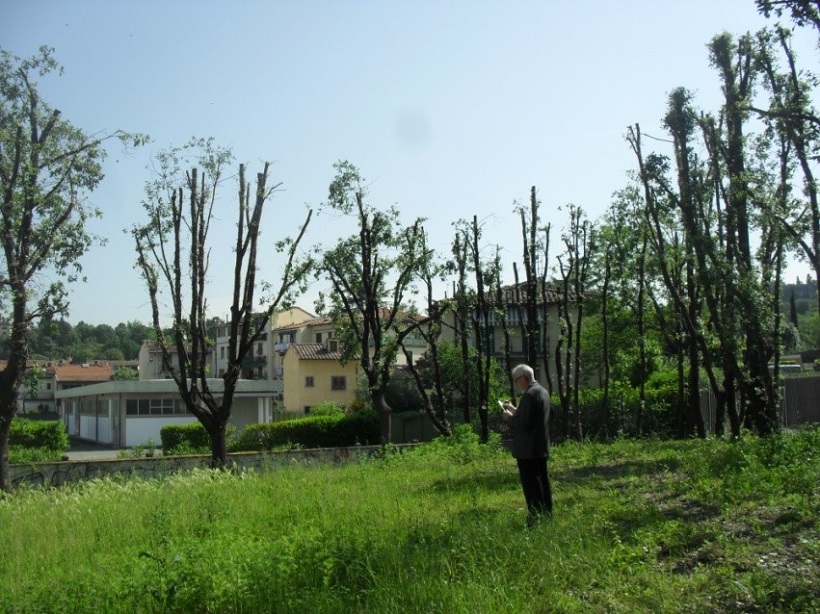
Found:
[502,363,552,526]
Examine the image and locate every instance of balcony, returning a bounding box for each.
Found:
[274,342,291,354]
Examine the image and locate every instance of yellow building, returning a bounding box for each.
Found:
[282,342,358,414]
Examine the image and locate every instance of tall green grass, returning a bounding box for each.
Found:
[1,425,817,613]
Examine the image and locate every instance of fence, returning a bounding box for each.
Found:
[699,375,820,432]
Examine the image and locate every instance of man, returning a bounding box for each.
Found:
[502,363,552,526]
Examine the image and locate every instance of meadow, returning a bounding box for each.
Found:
[0,426,817,613]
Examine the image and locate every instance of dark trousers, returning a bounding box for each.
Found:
[516,457,552,517]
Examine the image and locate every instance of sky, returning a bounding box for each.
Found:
[2,0,818,327]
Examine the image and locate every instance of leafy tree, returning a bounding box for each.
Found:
[757,0,820,34]
[315,161,431,443]
[0,46,144,489]
[708,32,779,434]
[133,139,312,467]
[112,365,138,380]
[752,26,820,317]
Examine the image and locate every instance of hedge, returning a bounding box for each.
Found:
[9,419,69,452]
[233,410,380,451]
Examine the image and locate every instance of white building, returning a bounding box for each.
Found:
[57,378,278,448]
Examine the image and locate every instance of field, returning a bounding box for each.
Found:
[1,426,817,613]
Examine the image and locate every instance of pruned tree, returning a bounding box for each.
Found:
[450,229,474,423]
[315,161,431,444]
[133,139,312,467]
[399,229,453,437]
[708,33,779,435]
[753,26,820,317]
[555,204,593,442]
[0,46,145,489]
[463,215,497,442]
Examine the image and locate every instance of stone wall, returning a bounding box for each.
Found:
[9,444,412,489]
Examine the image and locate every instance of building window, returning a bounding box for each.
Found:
[220,346,225,359]
[257,342,263,356]
[315,332,322,343]
[126,398,187,416]
[331,376,346,390]
[305,376,314,388]
[304,406,311,414]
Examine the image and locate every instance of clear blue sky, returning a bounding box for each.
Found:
[2,0,816,326]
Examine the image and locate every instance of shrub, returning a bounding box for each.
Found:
[309,401,345,417]
[9,419,69,452]
[548,383,680,441]
[232,410,380,451]
[160,422,235,455]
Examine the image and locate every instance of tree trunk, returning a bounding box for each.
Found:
[373,390,392,444]
[207,420,229,468]
[0,294,29,491]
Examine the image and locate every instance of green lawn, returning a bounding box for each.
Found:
[1,426,817,613]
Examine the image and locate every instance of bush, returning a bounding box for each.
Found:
[159,422,235,455]
[233,410,380,451]
[309,401,345,417]
[8,419,69,464]
[548,383,680,441]
[9,419,69,452]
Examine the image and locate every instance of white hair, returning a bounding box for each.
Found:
[511,364,534,382]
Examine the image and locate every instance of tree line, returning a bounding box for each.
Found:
[0,318,154,362]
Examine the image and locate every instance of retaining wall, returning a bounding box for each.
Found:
[9,444,409,489]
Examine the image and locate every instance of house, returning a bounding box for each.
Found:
[210,306,317,380]
[54,361,113,391]
[272,315,335,376]
[138,340,185,380]
[441,281,575,385]
[1,359,116,414]
[282,341,358,413]
[1,359,59,414]
[57,378,279,448]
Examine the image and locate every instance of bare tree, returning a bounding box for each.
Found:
[133,139,312,466]
[316,161,430,444]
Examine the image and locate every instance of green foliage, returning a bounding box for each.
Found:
[112,366,138,380]
[160,423,235,455]
[1,430,817,612]
[415,341,507,416]
[308,401,345,417]
[9,419,69,452]
[384,374,424,413]
[8,419,69,463]
[232,410,380,451]
[8,446,65,464]
[0,317,153,361]
[549,380,681,441]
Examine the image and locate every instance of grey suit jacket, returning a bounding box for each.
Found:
[508,381,551,459]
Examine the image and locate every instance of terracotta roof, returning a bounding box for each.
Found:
[54,363,113,383]
[290,343,346,361]
[272,316,333,333]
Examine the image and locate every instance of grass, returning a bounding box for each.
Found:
[0,425,817,613]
